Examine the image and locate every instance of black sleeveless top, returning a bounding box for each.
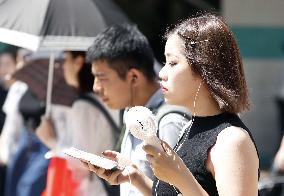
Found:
[152,112,259,196]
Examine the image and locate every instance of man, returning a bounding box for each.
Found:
[86,24,188,196]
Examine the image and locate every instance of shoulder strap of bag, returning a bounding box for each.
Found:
[77,94,120,140]
[79,94,120,196]
[153,104,191,137]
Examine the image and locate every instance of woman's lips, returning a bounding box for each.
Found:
[160,84,168,93]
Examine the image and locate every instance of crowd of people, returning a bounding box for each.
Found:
[0,13,266,196]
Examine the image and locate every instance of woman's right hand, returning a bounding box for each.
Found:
[82,150,139,185]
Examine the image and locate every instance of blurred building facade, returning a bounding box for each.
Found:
[223,0,284,168]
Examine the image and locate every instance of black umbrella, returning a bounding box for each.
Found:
[93,0,130,26]
[0,0,129,51]
[0,0,129,116]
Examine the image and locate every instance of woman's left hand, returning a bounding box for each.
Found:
[143,140,187,185]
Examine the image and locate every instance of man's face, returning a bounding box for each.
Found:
[92,60,132,109]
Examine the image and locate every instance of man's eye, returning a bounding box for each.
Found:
[99,78,108,82]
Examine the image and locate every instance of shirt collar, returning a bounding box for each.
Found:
[145,89,164,109]
[123,89,164,122]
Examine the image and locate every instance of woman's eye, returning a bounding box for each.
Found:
[168,62,177,67]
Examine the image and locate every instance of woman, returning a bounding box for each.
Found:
[37,51,118,196]
[86,14,259,196]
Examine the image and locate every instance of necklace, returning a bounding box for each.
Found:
[154,118,194,196]
[154,82,201,196]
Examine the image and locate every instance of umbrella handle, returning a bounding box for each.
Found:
[45,53,55,118]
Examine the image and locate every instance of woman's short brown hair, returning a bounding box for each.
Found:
[165,14,250,113]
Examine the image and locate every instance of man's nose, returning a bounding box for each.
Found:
[93,79,102,94]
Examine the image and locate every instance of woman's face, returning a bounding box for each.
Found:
[159,34,201,107]
[63,52,80,88]
[0,53,17,78]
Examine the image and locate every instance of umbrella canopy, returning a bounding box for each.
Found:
[13,58,78,107]
[93,0,130,26]
[0,0,129,116]
[0,0,129,51]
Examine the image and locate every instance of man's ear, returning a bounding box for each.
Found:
[128,68,142,85]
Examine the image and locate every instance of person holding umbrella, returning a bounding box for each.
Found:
[36,51,119,196]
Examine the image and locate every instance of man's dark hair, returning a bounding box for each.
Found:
[68,51,94,94]
[87,24,156,80]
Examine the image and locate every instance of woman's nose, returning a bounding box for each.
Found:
[159,64,168,81]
